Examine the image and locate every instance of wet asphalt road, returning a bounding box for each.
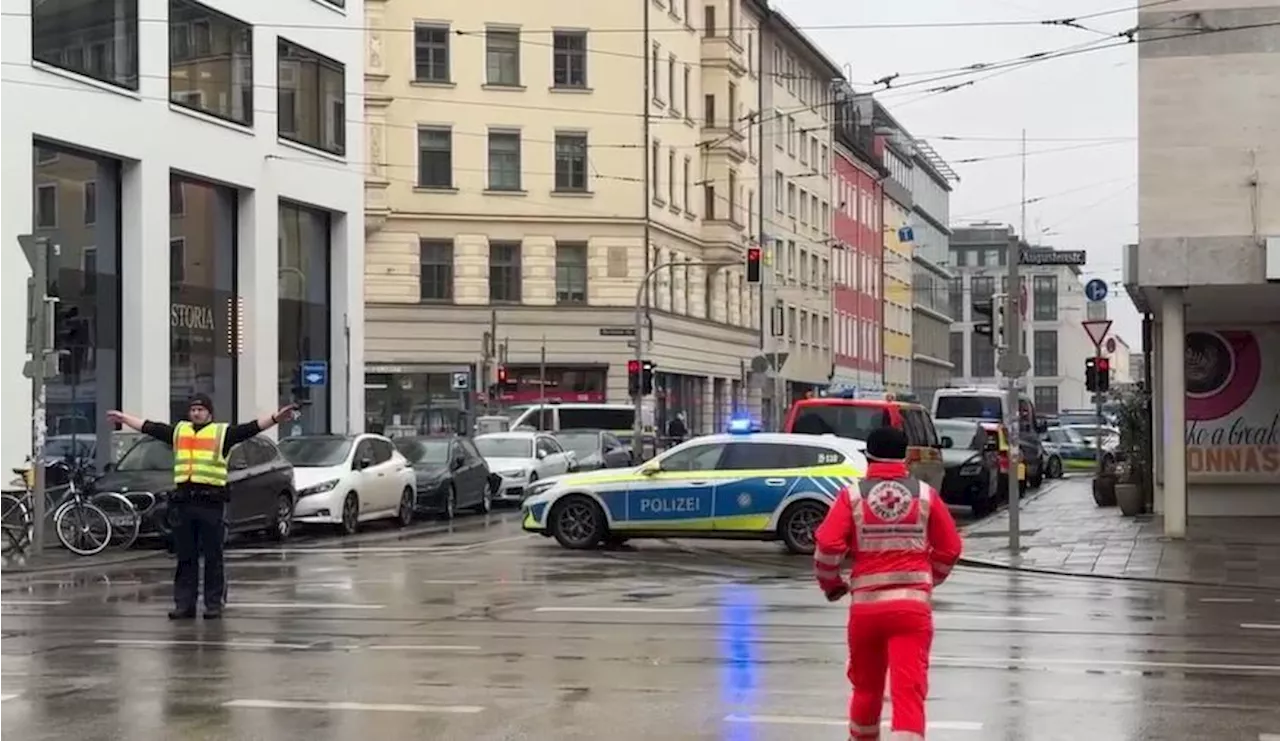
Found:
[3,507,1280,740]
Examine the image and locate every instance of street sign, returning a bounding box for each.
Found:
[300,360,328,386]
[1105,337,1117,354]
[598,327,636,337]
[1082,320,1112,348]
[1084,278,1109,302]
[897,225,914,243]
[997,352,1031,377]
[1086,300,1108,321]
[450,371,471,391]
[1021,248,1087,266]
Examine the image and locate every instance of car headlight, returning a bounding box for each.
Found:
[501,469,527,479]
[959,465,982,476]
[299,479,339,497]
[527,479,556,497]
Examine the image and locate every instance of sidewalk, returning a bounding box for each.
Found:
[960,476,1280,589]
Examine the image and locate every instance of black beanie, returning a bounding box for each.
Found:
[865,426,908,461]
[188,393,214,414]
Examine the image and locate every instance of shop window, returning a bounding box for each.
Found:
[494,366,606,404]
[168,0,253,125]
[278,201,332,434]
[365,372,469,436]
[33,0,139,90]
[33,142,123,466]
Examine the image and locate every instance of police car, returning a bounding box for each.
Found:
[520,421,868,554]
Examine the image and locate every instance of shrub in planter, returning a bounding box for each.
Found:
[1114,389,1152,515]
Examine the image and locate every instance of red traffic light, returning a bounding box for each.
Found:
[747,247,761,262]
[1097,357,1110,371]
[627,360,641,373]
[496,366,508,383]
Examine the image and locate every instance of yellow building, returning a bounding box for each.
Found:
[882,193,913,393]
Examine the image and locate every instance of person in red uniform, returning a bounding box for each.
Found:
[813,426,964,741]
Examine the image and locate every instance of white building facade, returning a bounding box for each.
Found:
[2,0,366,469]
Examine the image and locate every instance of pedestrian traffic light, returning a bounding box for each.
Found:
[746,247,762,283]
[1096,356,1111,393]
[627,360,642,396]
[642,360,655,395]
[496,365,509,386]
[1085,356,1112,393]
[971,294,1006,348]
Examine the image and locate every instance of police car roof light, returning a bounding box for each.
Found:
[727,418,757,434]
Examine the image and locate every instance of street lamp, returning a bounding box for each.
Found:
[631,259,736,454]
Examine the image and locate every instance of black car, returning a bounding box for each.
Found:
[92,435,297,542]
[393,436,497,519]
[552,429,634,471]
[934,419,1001,516]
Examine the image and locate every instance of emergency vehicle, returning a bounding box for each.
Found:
[520,421,868,554]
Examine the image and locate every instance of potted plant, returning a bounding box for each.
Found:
[1093,467,1118,507]
[1113,389,1151,516]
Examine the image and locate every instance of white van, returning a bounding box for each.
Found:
[932,387,1048,487]
[508,403,647,440]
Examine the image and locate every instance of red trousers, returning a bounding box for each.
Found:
[845,600,934,741]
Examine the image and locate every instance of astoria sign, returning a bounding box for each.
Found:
[170,302,217,332]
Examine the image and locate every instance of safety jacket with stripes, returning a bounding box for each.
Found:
[813,461,963,604]
[173,421,230,488]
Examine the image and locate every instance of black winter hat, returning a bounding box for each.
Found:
[865,426,909,461]
[188,393,214,413]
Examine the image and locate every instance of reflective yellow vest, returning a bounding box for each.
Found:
[172,421,229,487]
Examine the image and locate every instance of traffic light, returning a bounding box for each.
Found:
[627,360,642,396]
[642,360,655,395]
[746,246,762,283]
[1096,357,1111,393]
[1085,356,1112,393]
[971,293,1006,348]
[54,305,89,379]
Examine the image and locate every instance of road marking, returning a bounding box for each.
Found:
[1,694,19,702]
[1259,735,1280,741]
[935,612,1045,622]
[1200,597,1254,603]
[368,645,482,652]
[533,606,707,614]
[1242,623,1280,631]
[723,715,982,731]
[1,599,69,606]
[96,639,312,650]
[933,654,1280,673]
[234,535,527,556]
[224,699,484,714]
[422,579,480,585]
[230,602,384,610]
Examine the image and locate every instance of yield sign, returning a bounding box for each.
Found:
[1082,319,1112,349]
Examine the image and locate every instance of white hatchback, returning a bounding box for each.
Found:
[475,431,574,504]
[279,434,417,534]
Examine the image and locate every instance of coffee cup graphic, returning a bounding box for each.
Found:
[1184,330,1260,421]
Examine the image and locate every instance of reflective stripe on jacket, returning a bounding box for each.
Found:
[173,421,229,487]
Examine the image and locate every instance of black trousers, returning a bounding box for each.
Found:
[171,498,227,611]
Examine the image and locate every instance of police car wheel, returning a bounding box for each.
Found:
[779,501,827,555]
[549,495,606,550]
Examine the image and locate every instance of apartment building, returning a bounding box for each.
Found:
[909,141,958,401]
[3,0,366,468]
[363,0,765,436]
[874,104,916,394]
[759,10,839,413]
[829,85,885,396]
[948,226,1089,415]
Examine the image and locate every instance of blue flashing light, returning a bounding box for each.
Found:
[727,418,758,434]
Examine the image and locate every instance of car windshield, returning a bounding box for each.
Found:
[555,431,600,456]
[934,395,1003,421]
[789,405,891,441]
[395,439,450,465]
[114,438,174,471]
[934,421,981,450]
[277,437,353,467]
[476,437,533,459]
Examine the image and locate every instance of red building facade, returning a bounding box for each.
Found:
[830,143,885,393]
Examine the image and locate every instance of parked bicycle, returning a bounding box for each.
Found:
[0,457,145,557]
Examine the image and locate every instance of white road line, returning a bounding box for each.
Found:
[533,606,708,614]
[422,579,480,585]
[1242,623,1280,631]
[934,613,1046,622]
[1259,735,1280,741]
[1,694,19,702]
[96,639,312,650]
[234,535,527,556]
[1200,597,1254,603]
[724,715,982,731]
[1,599,69,606]
[224,699,484,714]
[368,645,482,652]
[229,598,384,611]
[933,655,1280,673]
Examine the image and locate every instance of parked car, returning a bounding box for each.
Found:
[552,429,634,471]
[393,435,498,519]
[932,387,1047,488]
[279,434,417,535]
[475,431,575,504]
[783,394,945,490]
[1040,435,1065,479]
[1045,425,1117,473]
[934,419,1001,516]
[92,434,297,542]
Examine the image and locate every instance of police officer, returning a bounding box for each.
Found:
[813,426,964,741]
[107,395,297,620]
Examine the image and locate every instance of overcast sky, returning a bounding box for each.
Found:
[775,0,1141,348]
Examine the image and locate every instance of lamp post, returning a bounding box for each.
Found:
[631,260,736,456]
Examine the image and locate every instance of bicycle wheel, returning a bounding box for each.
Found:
[54,500,113,556]
[90,492,141,550]
[1,493,32,557]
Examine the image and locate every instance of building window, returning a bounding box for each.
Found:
[33,0,139,90]
[555,242,588,305]
[413,24,451,82]
[948,277,964,320]
[489,242,522,303]
[278,202,332,434]
[487,130,521,191]
[682,156,691,211]
[651,140,661,201]
[168,0,252,125]
[554,133,588,192]
[970,275,994,303]
[169,175,238,423]
[971,332,995,378]
[418,240,454,302]
[651,42,661,101]
[35,183,58,228]
[1033,330,1058,377]
[1032,275,1058,321]
[1033,385,1059,416]
[949,332,964,371]
[417,126,453,189]
[32,143,123,459]
[667,148,676,205]
[705,94,715,127]
[704,183,716,220]
[682,64,691,115]
[486,28,520,86]
[277,39,345,156]
[83,180,97,225]
[667,54,677,113]
[552,31,587,88]
[170,239,186,284]
[703,5,716,35]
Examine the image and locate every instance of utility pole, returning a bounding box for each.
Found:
[480,311,496,415]
[1002,128,1029,555]
[539,335,547,406]
[21,235,56,554]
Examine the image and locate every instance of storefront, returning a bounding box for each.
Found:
[364,364,475,437]
[278,201,332,433]
[492,364,607,405]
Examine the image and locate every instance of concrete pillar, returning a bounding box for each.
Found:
[1160,289,1187,538]
[119,157,170,422]
[1151,321,1164,512]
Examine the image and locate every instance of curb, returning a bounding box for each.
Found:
[958,554,1280,593]
[2,549,162,576]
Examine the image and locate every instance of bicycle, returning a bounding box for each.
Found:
[2,458,142,557]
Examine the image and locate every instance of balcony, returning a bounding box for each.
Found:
[700,125,747,163]
[700,33,746,77]
[702,221,746,263]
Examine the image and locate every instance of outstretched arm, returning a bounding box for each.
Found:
[223,404,301,450]
[107,411,173,444]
